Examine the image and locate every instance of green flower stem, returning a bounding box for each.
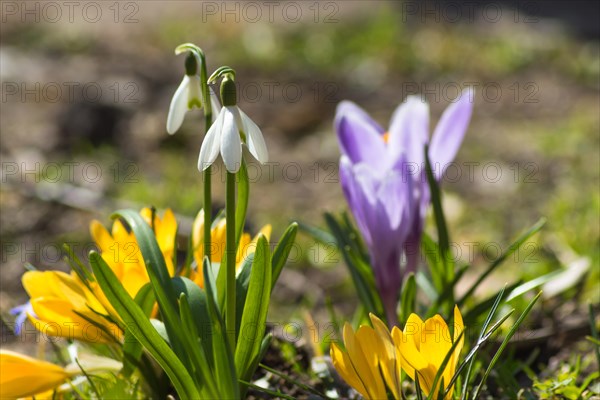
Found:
[200,50,212,263]
[203,168,212,258]
[225,171,237,349]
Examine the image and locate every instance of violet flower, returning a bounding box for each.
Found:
[335,89,473,322]
[339,155,414,325]
[10,301,34,335]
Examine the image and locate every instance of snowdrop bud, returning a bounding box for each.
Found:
[220,76,237,107]
[184,52,198,75]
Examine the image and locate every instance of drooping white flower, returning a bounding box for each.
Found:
[166,74,202,134]
[198,105,268,173]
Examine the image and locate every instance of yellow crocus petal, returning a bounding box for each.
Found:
[330,343,370,399]
[453,305,465,363]
[90,220,113,253]
[24,271,106,318]
[370,314,402,400]
[237,225,272,265]
[420,315,452,372]
[192,209,204,251]
[0,350,70,398]
[257,224,272,241]
[109,218,124,240]
[404,313,425,351]
[355,325,388,399]
[343,323,386,399]
[140,208,177,256]
[22,271,56,298]
[28,298,113,343]
[50,271,92,311]
[392,326,428,381]
[236,233,252,264]
[121,267,149,297]
[442,306,465,399]
[160,208,177,251]
[211,219,227,262]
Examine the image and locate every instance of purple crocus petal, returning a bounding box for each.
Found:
[340,156,369,246]
[10,302,34,335]
[388,96,430,167]
[429,87,474,180]
[336,100,385,136]
[335,101,387,169]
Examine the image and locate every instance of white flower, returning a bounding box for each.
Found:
[198,106,268,173]
[167,75,223,135]
[166,75,202,134]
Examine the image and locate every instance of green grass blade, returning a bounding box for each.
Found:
[459,218,545,306]
[588,304,600,369]
[472,292,542,398]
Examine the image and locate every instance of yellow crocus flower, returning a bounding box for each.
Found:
[0,350,71,398]
[190,210,271,287]
[0,350,122,399]
[392,306,465,399]
[330,322,388,400]
[22,270,120,343]
[90,207,177,297]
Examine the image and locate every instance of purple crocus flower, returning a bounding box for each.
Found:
[335,88,474,323]
[10,301,34,335]
[339,155,414,325]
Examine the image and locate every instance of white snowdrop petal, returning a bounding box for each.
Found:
[166,75,190,134]
[220,108,242,173]
[198,109,224,171]
[240,109,268,164]
[209,87,222,122]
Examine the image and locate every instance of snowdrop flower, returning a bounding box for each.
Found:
[198,77,268,173]
[167,52,221,134]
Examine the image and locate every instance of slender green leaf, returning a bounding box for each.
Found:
[400,273,416,324]
[178,293,219,398]
[203,257,239,400]
[111,210,188,365]
[324,213,382,317]
[235,161,250,246]
[122,283,155,377]
[235,255,254,334]
[506,270,560,301]
[297,221,336,245]
[89,252,199,399]
[424,146,453,285]
[236,235,272,385]
[421,233,444,291]
[271,222,298,288]
[416,271,438,302]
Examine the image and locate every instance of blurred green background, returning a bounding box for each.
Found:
[1,0,598,354]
